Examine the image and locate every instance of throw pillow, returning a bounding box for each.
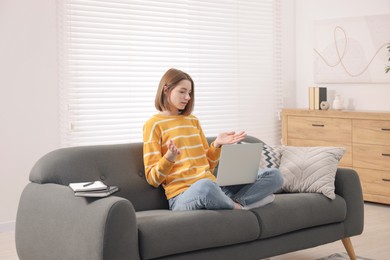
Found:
[279,146,345,200]
[259,144,283,169]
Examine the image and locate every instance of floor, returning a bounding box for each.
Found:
[1,202,389,260]
[270,202,390,260]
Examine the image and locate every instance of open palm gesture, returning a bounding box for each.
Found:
[214,131,246,148]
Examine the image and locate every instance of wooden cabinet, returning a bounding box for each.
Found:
[285,116,353,167]
[282,109,390,205]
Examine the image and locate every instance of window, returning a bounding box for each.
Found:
[58,0,282,147]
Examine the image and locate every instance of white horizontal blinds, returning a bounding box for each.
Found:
[187,1,241,137]
[184,0,283,145]
[59,0,186,146]
[59,0,282,147]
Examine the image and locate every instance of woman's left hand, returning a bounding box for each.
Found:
[214,131,246,148]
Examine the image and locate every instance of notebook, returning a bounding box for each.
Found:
[215,143,263,186]
[69,181,108,192]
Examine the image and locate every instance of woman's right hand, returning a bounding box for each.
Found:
[165,140,181,162]
[214,131,246,148]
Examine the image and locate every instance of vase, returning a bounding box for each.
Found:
[332,95,343,110]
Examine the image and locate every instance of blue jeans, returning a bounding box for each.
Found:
[169,168,283,211]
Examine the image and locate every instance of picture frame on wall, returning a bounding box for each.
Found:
[313,14,390,83]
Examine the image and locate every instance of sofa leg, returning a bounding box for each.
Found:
[341,237,357,260]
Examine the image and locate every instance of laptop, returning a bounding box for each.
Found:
[215,143,263,186]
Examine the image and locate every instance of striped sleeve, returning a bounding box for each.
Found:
[196,120,221,174]
[143,120,174,188]
[207,142,221,174]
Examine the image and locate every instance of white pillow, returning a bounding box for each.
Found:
[279,146,345,200]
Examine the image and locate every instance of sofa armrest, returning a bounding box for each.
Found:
[334,168,364,237]
[16,183,140,260]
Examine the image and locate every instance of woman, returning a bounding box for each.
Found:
[143,68,283,211]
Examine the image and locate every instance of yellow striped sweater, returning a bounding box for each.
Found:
[143,114,221,200]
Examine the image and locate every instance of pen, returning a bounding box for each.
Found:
[83,181,95,187]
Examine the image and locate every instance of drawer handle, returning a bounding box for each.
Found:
[382,153,390,157]
[383,179,390,182]
[381,128,390,131]
[312,124,325,127]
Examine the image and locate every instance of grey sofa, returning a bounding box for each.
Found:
[16,136,364,260]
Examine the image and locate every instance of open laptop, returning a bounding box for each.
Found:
[215,143,263,186]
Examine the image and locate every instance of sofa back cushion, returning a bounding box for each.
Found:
[29,142,168,211]
[29,135,262,211]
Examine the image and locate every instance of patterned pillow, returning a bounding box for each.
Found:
[259,144,283,169]
[279,146,345,199]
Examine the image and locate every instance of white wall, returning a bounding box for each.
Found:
[281,0,297,108]
[0,0,58,227]
[293,0,390,111]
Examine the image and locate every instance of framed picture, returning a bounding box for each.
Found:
[314,14,390,83]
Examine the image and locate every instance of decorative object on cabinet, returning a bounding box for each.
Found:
[320,101,330,110]
[282,109,390,205]
[332,95,344,110]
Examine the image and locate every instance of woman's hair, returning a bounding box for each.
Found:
[155,68,195,116]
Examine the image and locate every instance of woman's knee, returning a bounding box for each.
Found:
[194,179,234,209]
[271,169,284,190]
[259,168,284,190]
[191,179,219,195]
[272,169,284,186]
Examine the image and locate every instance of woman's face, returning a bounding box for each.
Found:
[165,80,192,115]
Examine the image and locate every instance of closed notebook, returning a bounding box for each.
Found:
[74,186,119,197]
[69,181,108,192]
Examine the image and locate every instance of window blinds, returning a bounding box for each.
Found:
[58,0,282,147]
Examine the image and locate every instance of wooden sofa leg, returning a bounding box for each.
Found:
[342,237,357,260]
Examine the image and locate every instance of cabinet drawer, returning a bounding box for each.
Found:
[287,116,351,143]
[355,167,390,198]
[353,119,390,145]
[353,144,390,171]
[287,138,352,167]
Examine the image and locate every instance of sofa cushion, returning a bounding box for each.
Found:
[250,193,347,239]
[279,146,345,199]
[259,144,283,169]
[136,209,260,259]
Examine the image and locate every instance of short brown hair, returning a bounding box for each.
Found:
[155,68,195,116]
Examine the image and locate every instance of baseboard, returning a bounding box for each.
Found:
[0,221,16,232]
